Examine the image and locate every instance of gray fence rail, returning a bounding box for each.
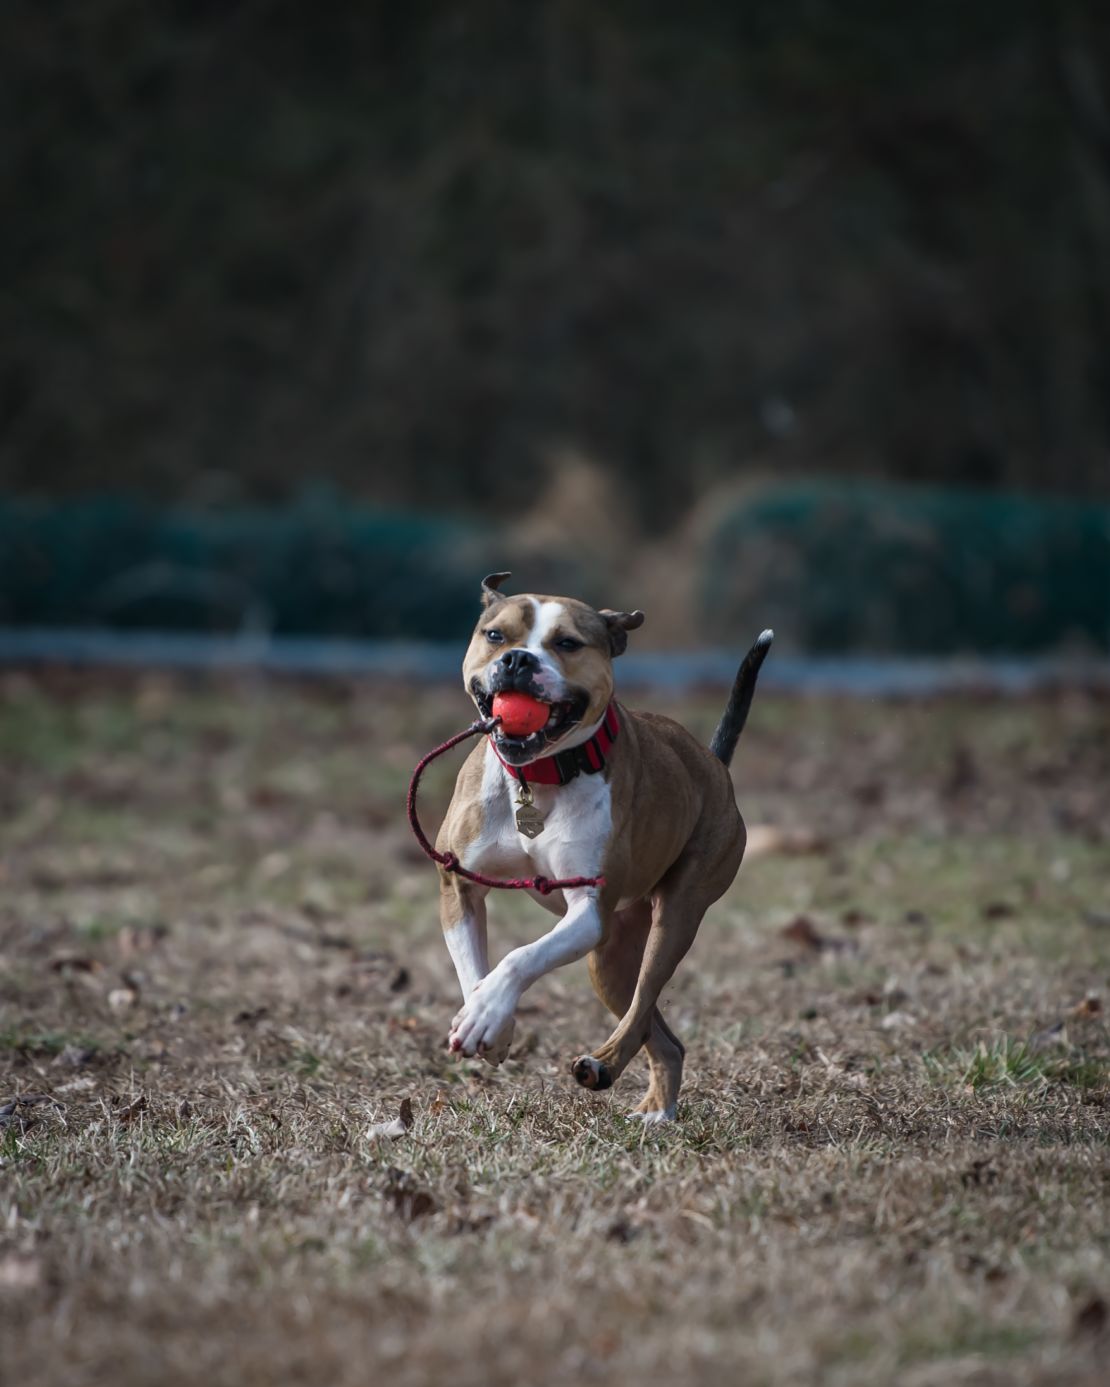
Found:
[1,627,1108,696]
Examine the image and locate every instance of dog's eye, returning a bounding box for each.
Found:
[485,628,505,644]
[555,637,584,652]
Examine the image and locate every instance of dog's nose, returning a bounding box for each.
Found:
[498,648,538,677]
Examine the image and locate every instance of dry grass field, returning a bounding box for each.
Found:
[1,670,1108,1386]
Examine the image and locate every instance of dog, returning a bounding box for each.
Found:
[437,573,772,1122]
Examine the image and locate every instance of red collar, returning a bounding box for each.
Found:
[491,703,620,787]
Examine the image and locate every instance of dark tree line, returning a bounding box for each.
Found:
[3,1,1110,526]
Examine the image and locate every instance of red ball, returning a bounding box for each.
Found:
[491,690,549,736]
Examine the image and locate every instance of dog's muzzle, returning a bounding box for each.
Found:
[470,662,590,766]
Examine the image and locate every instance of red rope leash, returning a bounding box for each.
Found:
[406,720,606,895]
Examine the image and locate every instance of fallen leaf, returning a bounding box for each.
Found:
[781,916,856,956]
[1074,995,1102,1019]
[389,967,411,993]
[1073,1295,1107,1339]
[383,1166,435,1221]
[177,1098,193,1121]
[960,1159,999,1187]
[367,1098,414,1140]
[981,900,1016,920]
[234,1006,269,1025]
[117,1095,147,1124]
[50,954,101,974]
[880,1010,916,1030]
[852,780,885,806]
[782,916,825,952]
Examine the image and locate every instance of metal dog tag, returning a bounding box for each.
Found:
[514,783,545,839]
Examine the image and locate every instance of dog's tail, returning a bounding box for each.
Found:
[709,629,774,766]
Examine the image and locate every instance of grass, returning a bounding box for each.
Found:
[926,1038,1109,1094]
[1,669,1108,1386]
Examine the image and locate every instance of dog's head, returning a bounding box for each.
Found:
[463,573,644,766]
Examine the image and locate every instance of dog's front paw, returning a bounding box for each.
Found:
[477,1016,515,1067]
[448,979,518,1062]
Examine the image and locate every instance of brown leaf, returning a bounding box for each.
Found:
[398,1189,435,1220]
[117,1095,147,1125]
[383,1167,436,1221]
[1074,995,1102,1019]
[781,916,825,952]
[234,1006,269,1025]
[1072,1295,1107,1339]
[981,900,1016,920]
[50,954,101,974]
[177,1098,193,1121]
[960,1159,999,1188]
[367,1098,414,1141]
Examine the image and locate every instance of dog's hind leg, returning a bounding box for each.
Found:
[573,839,742,1107]
[587,901,685,1122]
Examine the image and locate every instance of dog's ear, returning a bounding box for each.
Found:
[481,572,512,609]
[599,608,645,657]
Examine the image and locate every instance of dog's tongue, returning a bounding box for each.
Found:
[492,691,549,736]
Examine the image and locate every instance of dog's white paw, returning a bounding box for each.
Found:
[628,1105,677,1126]
[477,1016,515,1067]
[449,978,518,1062]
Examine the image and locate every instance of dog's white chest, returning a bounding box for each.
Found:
[462,743,612,882]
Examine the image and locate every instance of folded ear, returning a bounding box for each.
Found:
[481,572,512,609]
[599,608,645,657]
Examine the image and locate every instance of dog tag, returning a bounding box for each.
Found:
[514,784,545,839]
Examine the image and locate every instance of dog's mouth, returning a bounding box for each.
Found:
[471,682,590,765]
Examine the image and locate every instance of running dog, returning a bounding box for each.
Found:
[437,573,771,1122]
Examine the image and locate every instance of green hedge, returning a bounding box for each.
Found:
[702,484,1110,654]
[0,495,486,640]
[2,486,1107,653]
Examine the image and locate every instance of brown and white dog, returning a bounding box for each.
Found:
[437,573,772,1122]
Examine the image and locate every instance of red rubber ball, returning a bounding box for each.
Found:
[492,691,549,736]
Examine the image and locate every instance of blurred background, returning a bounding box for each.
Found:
[2,0,1109,659]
